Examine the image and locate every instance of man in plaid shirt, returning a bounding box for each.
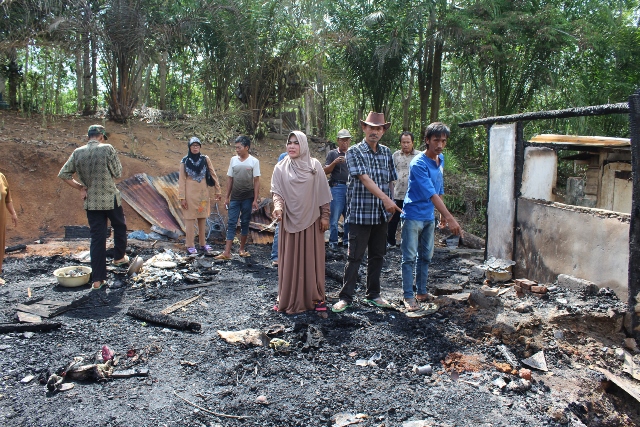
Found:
[332,112,402,313]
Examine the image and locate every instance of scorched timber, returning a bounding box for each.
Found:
[0,322,62,333]
[126,307,201,331]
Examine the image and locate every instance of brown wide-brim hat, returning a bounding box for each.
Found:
[360,112,391,130]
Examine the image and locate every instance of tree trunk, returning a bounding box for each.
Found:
[417,32,434,142]
[7,48,20,109]
[82,28,92,116]
[21,45,29,113]
[91,32,98,113]
[429,37,444,123]
[42,49,48,125]
[159,51,168,110]
[402,68,415,131]
[316,70,325,138]
[305,89,312,136]
[75,47,83,112]
[141,63,152,106]
[55,51,63,115]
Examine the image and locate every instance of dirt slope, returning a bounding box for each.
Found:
[0,111,286,243]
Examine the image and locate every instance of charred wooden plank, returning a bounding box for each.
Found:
[111,368,149,378]
[459,230,485,250]
[126,307,201,331]
[160,295,200,315]
[5,244,27,253]
[0,322,62,333]
[459,102,629,128]
[175,281,217,291]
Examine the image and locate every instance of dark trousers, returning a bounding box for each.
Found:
[86,200,127,282]
[386,199,404,245]
[339,222,388,303]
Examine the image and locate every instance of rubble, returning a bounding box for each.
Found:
[521,351,548,371]
[0,237,638,425]
[217,329,269,346]
[477,257,516,282]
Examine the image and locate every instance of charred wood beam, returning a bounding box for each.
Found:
[459,230,485,250]
[0,322,62,333]
[628,90,640,341]
[325,268,343,283]
[459,102,629,128]
[126,307,201,331]
[513,122,525,278]
[5,244,27,253]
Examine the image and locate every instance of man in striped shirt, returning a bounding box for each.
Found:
[332,112,402,313]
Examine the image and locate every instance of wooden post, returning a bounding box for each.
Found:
[628,89,640,341]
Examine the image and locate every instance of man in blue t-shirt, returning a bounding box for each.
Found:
[400,122,462,312]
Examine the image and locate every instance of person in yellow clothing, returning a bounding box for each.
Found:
[0,173,18,285]
[179,137,222,255]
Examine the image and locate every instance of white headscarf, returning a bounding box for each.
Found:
[271,131,332,233]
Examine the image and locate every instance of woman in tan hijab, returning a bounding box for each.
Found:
[0,172,18,284]
[271,131,332,314]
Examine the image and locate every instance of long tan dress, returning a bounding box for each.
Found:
[0,173,13,272]
[275,193,330,314]
[178,156,221,220]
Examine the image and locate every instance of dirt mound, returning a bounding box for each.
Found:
[0,111,288,243]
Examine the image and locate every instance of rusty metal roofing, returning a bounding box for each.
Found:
[149,172,186,232]
[118,172,274,244]
[117,173,184,234]
[248,208,275,245]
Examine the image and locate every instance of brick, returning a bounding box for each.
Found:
[531,285,548,294]
[515,279,537,291]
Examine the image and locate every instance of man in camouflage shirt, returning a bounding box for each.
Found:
[59,124,128,290]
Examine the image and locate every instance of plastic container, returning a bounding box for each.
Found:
[53,266,92,287]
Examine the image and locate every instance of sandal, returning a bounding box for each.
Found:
[214,253,232,260]
[112,255,130,267]
[363,298,394,309]
[91,281,105,290]
[271,260,278,267]
[403,298,420,312]
[315,301,327,312]
[416,294,431,302]
[238,250,251,258]
[331,300,351,313]
[186,247,198,255]
[200,245,214,255]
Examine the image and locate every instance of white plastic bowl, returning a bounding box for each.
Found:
[53,266,92,287]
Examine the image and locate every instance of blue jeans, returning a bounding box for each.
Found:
[226,198,253,241]
[270,224,279,261]
[401,219,435,299]
[329,184,349,244]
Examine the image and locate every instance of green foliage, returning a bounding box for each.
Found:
[327,0,414,113]
[0,1,637,225]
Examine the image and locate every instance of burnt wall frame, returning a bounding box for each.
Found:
[628,90,640,341]
[460,99,637,340]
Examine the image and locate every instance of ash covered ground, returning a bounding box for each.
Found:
[0,237,638,427]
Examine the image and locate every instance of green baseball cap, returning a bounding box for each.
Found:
[88,124,108,140]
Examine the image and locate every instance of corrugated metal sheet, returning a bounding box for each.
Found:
[149,172,186,232]
[249,209,274,245]
[117,173,184,234]
[119,172,274,245]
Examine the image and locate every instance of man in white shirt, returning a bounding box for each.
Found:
[216,135,260,259]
